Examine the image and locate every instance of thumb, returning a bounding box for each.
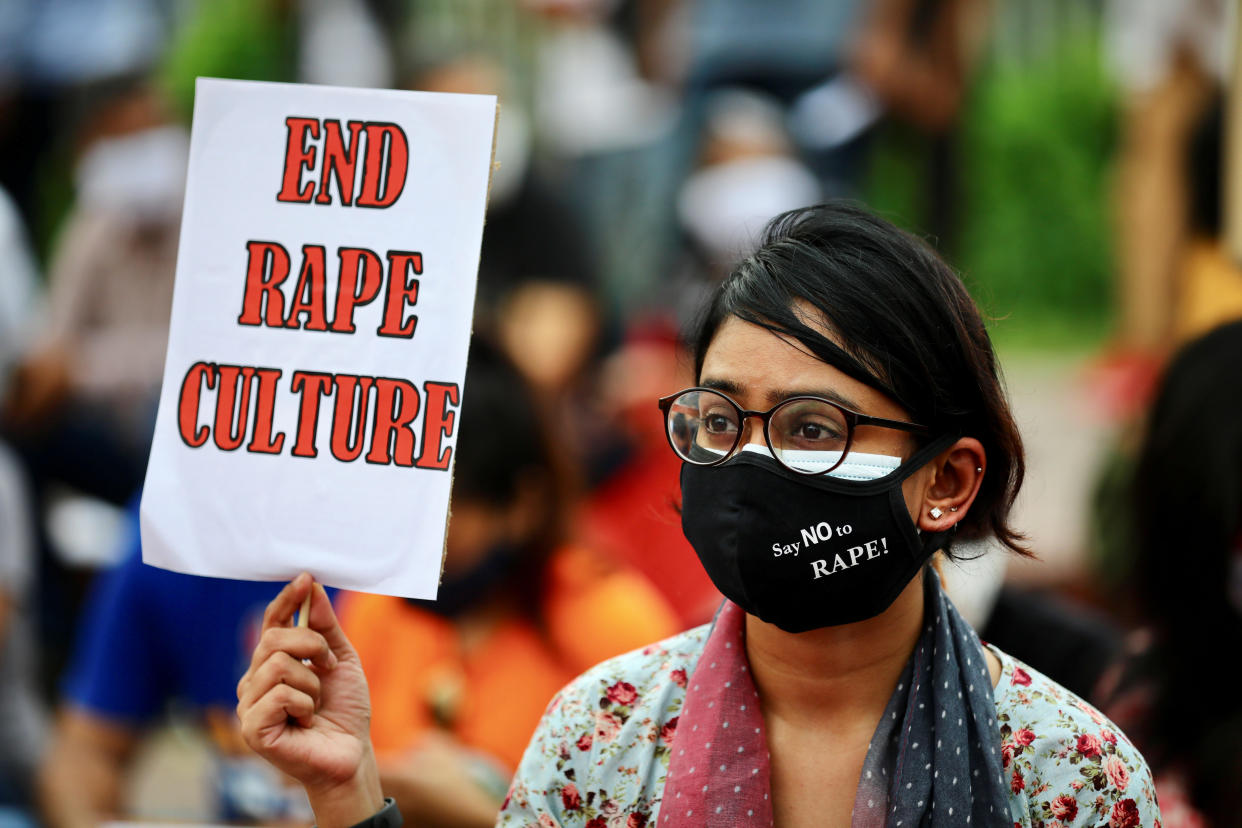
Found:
[306,581,359,661]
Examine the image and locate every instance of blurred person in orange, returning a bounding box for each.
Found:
[1093,319,1242,827]
[337,338,679,828]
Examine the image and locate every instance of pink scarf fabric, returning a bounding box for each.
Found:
[661,600,774,826]
[659,571,1010,827]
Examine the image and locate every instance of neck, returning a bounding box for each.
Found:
[745,572,925,724]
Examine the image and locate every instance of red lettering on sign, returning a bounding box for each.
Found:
[290,371,333,458]
[367,377,420,466]
[330,374,374,462]
[247,368,286,454]
[214,365,256,451]
[276,117,320,203]
[316,120,365,206]
[415,381,460,470]
[178,362,215,447]
[377,250,421,338]
[331,247,384,333]
[238,241,291,327]
[356,122,409,208]
[285,245,329,331]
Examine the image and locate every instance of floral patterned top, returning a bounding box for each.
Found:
[497,625,1161,827]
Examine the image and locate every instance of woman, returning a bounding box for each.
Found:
[236,203,1160,827]
[1095,319,1242,826]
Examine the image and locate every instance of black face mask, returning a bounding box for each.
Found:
[680,435,957,633]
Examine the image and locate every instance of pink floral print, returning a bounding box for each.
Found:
[497,625,1162,827]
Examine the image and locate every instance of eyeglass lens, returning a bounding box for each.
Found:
[665,389,852,474]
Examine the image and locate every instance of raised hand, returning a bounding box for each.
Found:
[237,573,384,827]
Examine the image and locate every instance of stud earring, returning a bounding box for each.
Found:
[929,507,944,519]
[949,506,958,512]
[976,467,983,473]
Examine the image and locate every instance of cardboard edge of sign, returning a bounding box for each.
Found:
[423,97,501,604]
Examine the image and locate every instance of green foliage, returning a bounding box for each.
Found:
[865,27,1120,349]
[960,32,1119,335]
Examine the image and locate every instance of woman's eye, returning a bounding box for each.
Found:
[701,412,737,434]
[791,420,842,442]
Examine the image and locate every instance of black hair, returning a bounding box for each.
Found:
[452,336,551,506]
[449,336,567,605]
[691,201,1028,555]
[1187,93,1223,238]
[1129,319,1242,821]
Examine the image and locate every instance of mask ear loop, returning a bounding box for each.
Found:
[907,434,963,551]
[892,432,963,481]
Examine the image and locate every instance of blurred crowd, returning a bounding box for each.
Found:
[1,0,1241,826]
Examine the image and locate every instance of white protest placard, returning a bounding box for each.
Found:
[140,78,496,599]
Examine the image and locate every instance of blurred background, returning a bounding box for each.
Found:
[2,0,1241,826]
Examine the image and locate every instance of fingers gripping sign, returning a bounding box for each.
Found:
[237,573,385,827]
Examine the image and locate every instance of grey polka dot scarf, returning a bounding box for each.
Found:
[852,567,1011,826]
[661,567,1011,827]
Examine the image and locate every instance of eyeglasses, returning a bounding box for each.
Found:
[657,387,929,475]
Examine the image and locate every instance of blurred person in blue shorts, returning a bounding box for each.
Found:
[37,503,334,827]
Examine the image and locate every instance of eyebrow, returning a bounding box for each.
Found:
[698,377,863,412]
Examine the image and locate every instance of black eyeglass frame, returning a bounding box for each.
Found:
[657,386,931,475]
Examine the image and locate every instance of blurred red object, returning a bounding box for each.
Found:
[582,320,721,628]
[1081,349,1164,422]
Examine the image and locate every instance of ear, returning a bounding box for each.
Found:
[915,437,986,533]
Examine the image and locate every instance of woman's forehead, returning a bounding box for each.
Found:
[700,315,908,420]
